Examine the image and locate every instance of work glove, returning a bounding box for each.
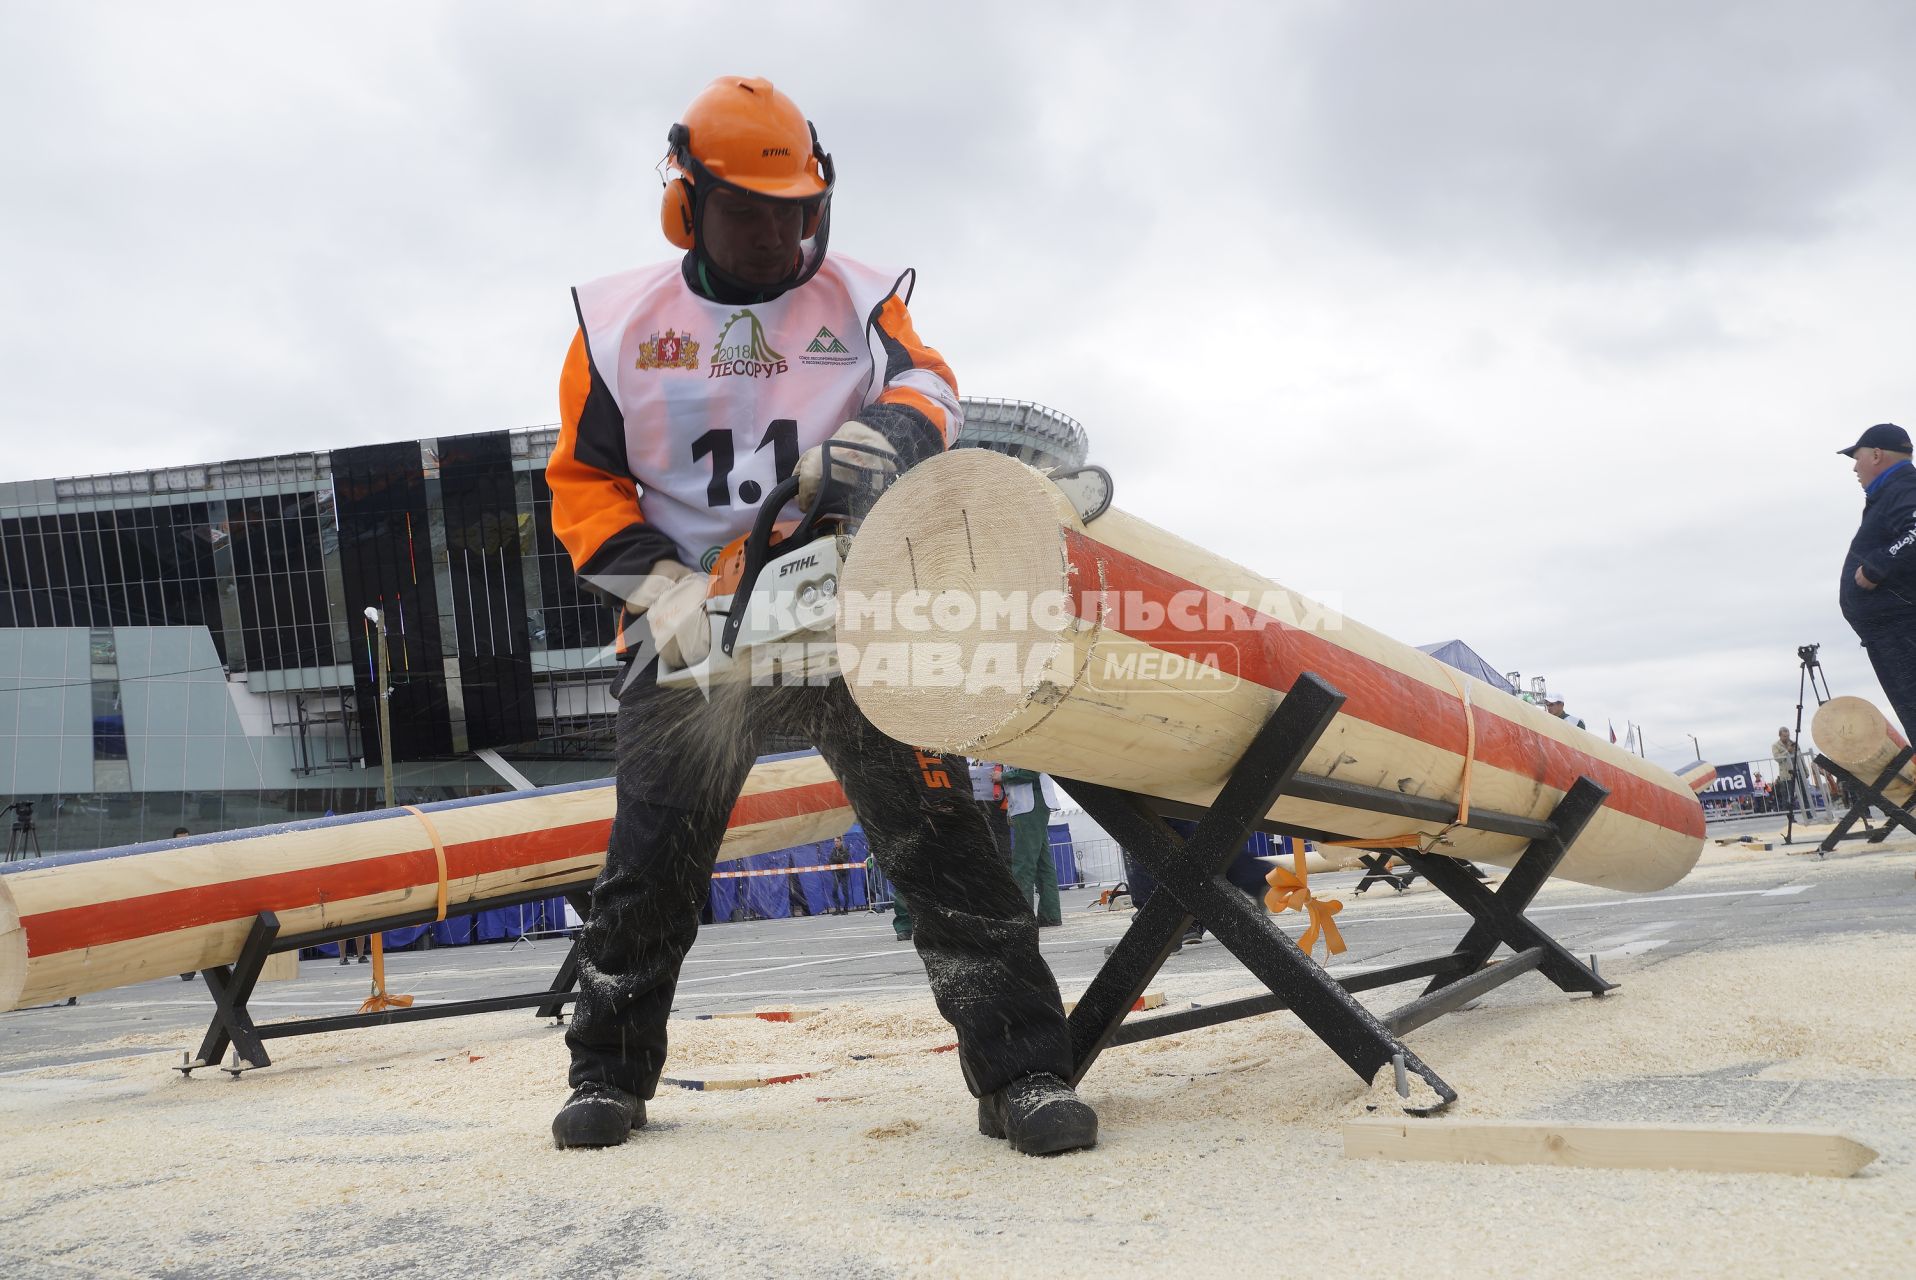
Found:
[624,561,713,669]
[796,421,897,511]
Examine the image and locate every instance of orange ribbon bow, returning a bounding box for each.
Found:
[1264,847,1346,958]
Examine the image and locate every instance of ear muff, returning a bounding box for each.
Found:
[801,121,828,239]
[660,175,695,250]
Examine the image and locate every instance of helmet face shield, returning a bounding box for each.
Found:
[679,142,835,297]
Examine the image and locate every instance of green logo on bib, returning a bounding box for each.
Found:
[800,323,859,368]
[806,326,850,354]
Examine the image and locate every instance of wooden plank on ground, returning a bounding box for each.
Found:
[1063,990,1164,1015]
[660,1062,833,1092]
[1342,1118,1877,1178]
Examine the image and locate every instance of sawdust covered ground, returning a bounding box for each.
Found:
[3,853,1915,1279]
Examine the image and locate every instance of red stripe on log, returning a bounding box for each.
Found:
[1062,528,1702,841]
[23,779,852,959]
[729,780,850,826]
[23,818,610,958]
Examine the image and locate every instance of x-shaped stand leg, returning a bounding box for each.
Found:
[1816,750,1916,852]
[184,910,281,1075]
[1060,673,1457,1111]
[535,890,594,1021]
[1398,777,1613,998]
[1354,853,1410,894]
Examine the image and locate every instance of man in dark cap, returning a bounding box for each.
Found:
[1837,423,1916,737]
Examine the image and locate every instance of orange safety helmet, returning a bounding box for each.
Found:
[661,77,835,295]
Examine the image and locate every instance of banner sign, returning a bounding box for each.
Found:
[1699,762,1755,798]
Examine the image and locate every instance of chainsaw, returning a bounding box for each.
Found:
[654,440,1114,690]
[654,439,886,690]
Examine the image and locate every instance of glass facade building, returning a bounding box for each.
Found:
[1,401,1087,856]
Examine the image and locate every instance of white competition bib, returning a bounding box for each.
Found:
[574,255,911,572]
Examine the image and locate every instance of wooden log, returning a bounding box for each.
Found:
[1811,695,1916,805]
[0,750,850,1011]
[1674,759,1717,793]
[1293,849,1364,875]
[837,450,1704,893]
[1342,1117,1878,1178]
[259,950,300,984]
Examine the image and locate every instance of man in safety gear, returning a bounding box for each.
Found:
[544,76,1097,1156]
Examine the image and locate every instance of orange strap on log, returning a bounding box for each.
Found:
[357,805,452,1015]
[404,805,452,923]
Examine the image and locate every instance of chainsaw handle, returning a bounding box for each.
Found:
[721,474,802,658]
[720,439,892,657]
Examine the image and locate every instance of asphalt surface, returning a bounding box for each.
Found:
[5,839,1913,1078]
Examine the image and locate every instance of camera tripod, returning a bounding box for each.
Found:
[5,801,41,862]
[1783,645,1832,845]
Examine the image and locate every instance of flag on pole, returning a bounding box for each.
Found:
[1608,720,1617,744]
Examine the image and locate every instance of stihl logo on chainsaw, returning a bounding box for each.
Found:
[914,750,952,790]
[777,554,819,577]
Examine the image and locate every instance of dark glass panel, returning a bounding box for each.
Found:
[439,432,536,750]
[332,440,452,760]
[528,472,617,652]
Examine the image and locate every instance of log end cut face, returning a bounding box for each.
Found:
[1811,695,1915,805]
[1812,695,1908,764]
[840,449,1088,753]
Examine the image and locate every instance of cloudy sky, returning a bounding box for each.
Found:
[4,1,1914,770]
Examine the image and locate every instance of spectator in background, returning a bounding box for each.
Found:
[1002,768,1063,927]
[1118,820,1273,950]
[967,758,1012,860]
[1544,697,1587,730]
[865,850,913,942]
[1772,727,1809,813]
[785,849,812,918]
[1815,758,1842,808]
[828,836,853,915]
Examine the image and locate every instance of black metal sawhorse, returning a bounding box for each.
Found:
[1353,852,1413,894]
[1813,747,1916,855]
[1057,672,1613,1112]
[1351,851,1489,895]
[180,885,593,1077]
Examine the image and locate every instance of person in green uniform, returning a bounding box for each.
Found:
[1001,767,1062,927]
[866,850,913,941]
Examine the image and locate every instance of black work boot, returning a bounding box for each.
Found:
[551,1083,645,1149]
[978,1073,1098,1155]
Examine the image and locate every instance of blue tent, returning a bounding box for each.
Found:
[1415,639,1517,695]
[708,821,1079,922]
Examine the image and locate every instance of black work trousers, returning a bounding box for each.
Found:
[565,669,1072,1101]
[1859,626,1916,745]
[978,799,1012,860]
